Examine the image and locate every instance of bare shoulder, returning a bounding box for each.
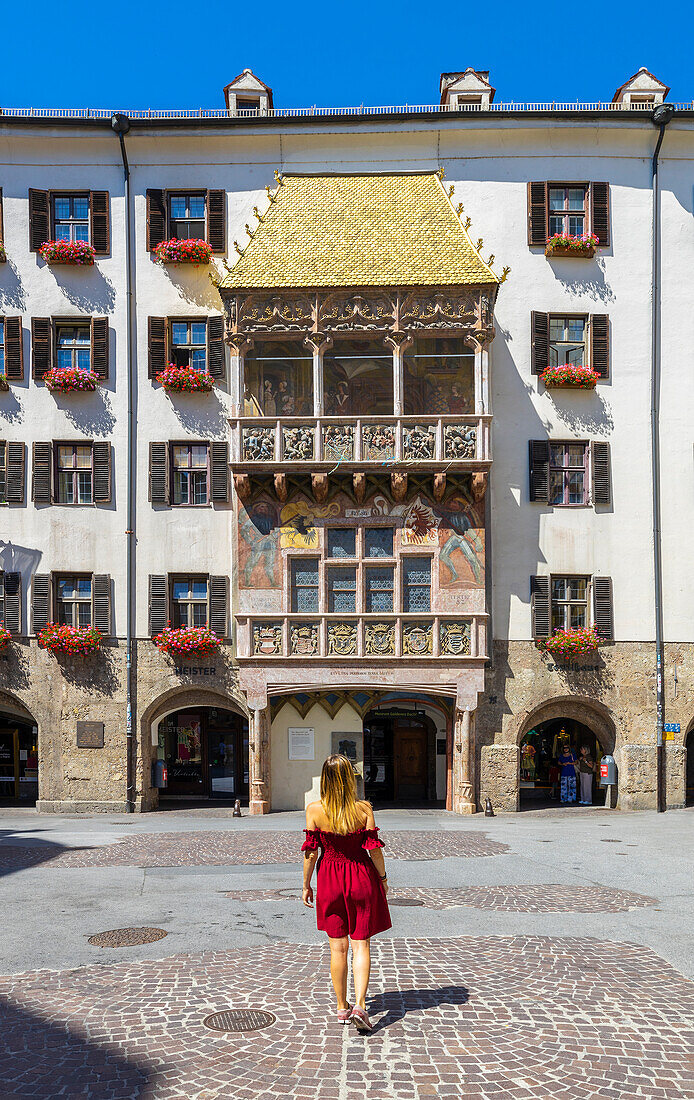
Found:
[305,800,322,828]
[358,800,376,829]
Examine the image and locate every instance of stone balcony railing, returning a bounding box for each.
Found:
[229,415,491,469]
[235,614,488,660]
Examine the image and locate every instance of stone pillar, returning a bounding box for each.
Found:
[452,707,476,814]
[305,333,332,417]
[249,705,271,815]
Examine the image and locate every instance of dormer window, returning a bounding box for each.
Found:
[237,97,261,112]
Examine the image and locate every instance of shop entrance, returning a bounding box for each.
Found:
[156,707,249,802]
[0,713,38,804]
[686,726,694,807]
[519,717,608,808]
[363,708,437,805]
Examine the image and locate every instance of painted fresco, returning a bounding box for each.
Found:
[237,500,281,589]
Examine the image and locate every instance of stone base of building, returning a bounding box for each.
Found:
[36,798,142,814]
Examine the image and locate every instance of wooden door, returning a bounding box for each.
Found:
[394,722,427,801]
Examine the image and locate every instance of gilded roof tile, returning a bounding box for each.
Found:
[220,172,498,289]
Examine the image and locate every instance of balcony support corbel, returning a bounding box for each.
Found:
[353,472,367,504]
[391,471,408,502]
[433,472,446,502]
[273,472,288,502]
[233,473,252,503]
[471,471,487,502]
[311,472,329,504]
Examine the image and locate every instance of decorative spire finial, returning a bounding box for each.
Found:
[486,254,495,267]
[500,265,511,284]
[475,238,484,252]
[233,241,243,255]
[448,184,455,198]
[437,166,445,179]
[464,216,472,230]
[456,202,464,215]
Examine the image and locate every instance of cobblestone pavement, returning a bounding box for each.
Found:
[0,829,508,870]
[224,883,657,912]
[1,936,693,1100]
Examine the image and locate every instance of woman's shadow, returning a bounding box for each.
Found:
[366,984,469,1032]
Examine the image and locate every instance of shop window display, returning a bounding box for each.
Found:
[243,341,313,417]
[156,707,249,801]
[404,337,474,416]
[323,339,394,416]
[0,716,38,803]
[519,718,607,808]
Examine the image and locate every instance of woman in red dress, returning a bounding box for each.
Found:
[302,754,391,1032]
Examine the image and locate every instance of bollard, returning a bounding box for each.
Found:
[232,799,242,818]
[484,798,495,817]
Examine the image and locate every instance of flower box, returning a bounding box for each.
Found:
[538,626,600,659]
[43,367,101,393]
[541,364,599,389]
[545,233,598,258]
[0,625,12,649]
[153,625,222,656]
[37,623,102,654]
[0,376,9,392]
[39,240,96,266]
[154,239,212,265]
[156,364,215,393]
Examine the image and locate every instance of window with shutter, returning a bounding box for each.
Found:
[89,192,110,254]
[0,442,5,502]
[31,317,52,378]
[551,576,589,631]
[170,320,206,369]
[206,190,226,252]
[31,573,51,633]
[148,574,169,636]
[169,193,205,240]
[593,576,614,639]
[52,195,90,243]
[2,572,21,635]
[146,189,167,250]
[3,317,23,381]
[171,576,208,627]
[206,316,225,378]
[91,317,109,379]
[528,440,550,502]
[92,442,111,503]
[171,443,208,505]
[92,574,111,635]
[527,182,548,245]
[148,317,168,378]
[589,315,610,378]
[591,442,611,506]
[590,183,610,247]
[149,442,169,504]
[28,189,50,252]
[5,442,25,504]
[549,442,588,506]
[210,441,229,502]
[55,443,93,504]
[209,575,229,637]
[530,312,549,375]
[31,442,52,503]
[530,575,550,638]
[56,575,92,626]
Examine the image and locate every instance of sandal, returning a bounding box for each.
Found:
[350,1006,372,1032]
[337,1003,352,1024]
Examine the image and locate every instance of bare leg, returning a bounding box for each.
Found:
[328,936,349,1010]
[351,938,371,1009]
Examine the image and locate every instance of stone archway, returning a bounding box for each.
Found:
[517,696,616,754]
[0,690,39,804]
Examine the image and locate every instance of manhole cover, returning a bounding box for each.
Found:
[88,927,168,948]
[203,1009,276,1032]
[389,897,425,907]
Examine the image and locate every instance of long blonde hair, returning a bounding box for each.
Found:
[320,754,365,834]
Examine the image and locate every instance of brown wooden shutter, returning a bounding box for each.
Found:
[2,572,21,635]
[528,440,550,502]
[209,575,229,637]
[531,575,550,638]
[590,315,610,378]
[149,442,169,503]
[28,189,50,252]
[3,317,24,380]
[210,441,229,502]
[148,317,168,378]
[6,442,25,503]
[91,316,109,379]
[531,312,550,375]
[89,191,110,255]
[146,189,167,250]
[31,573,51,633]
[593,576,614,640]
[206,190,226,252]
[590,182,610,247]
[591,442,611,506]
[148,574,168,636]
[527,182,548,246]
[92,442,112,503]
[31,317,52,378]
[31,442,52,503]
[92,574,112,636]
[206,316,225,378]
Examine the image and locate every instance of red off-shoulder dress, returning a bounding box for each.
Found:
[302,827,392,940]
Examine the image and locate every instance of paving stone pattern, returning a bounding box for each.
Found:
[0,830,508,870]
[1,937,693,1099]
[224,883,657,913]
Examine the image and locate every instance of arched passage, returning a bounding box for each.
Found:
[0,693,39,805]
[686,721,694,808]
[517,698,616,810]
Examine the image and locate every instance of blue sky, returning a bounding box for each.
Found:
[2,0,691,110]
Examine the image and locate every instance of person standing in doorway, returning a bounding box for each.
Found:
[578,745,596,805]
[302,754,391,1032]
[557,739,578,804]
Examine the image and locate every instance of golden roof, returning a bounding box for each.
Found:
[219,172,498,289]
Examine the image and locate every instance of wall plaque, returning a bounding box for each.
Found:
[288,727,315,760]
[76,722,105,748]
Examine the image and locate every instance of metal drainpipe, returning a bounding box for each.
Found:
[111,113,135,813]
[650,102,675,813]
